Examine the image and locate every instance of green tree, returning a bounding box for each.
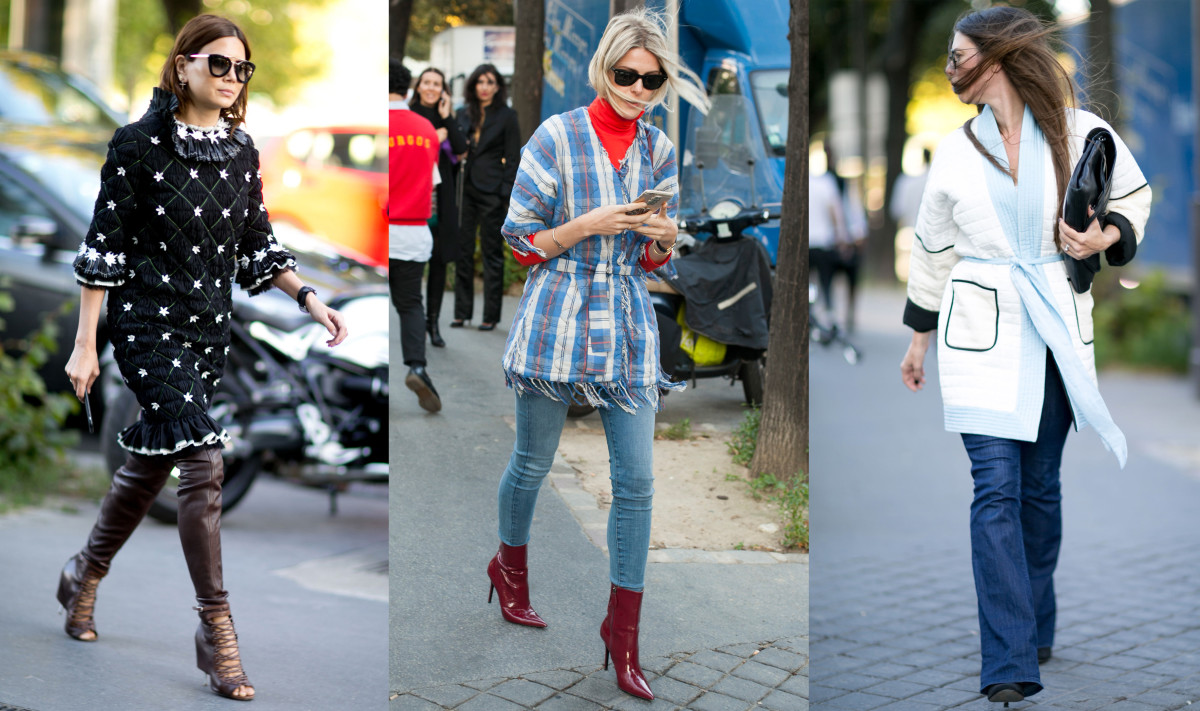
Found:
[403,0,513,61]
[115,0,331,111]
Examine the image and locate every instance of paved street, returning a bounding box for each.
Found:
[0,465,389,710]
[390,295,808,710]
[810,287,1200,710]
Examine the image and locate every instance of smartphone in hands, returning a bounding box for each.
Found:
[625,189,674,216]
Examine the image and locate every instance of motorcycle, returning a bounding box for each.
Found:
[100,232,389,522]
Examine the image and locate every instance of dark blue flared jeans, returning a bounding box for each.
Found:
[961,354,1072,696]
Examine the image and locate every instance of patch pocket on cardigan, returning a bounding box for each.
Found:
[1071,287,1095,345]
[944,279,999,352]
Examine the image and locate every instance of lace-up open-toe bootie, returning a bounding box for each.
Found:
[195,602,255,701]
[57,553,104,641]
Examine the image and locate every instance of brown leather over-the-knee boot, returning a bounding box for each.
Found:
[174,446,253,700]
[58,453,174,640]
[174,445,228,604]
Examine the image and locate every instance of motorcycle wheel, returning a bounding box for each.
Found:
[100,386,261,524]
[740,357,765,407]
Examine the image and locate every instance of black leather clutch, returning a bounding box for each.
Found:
[1061,127,1115,293]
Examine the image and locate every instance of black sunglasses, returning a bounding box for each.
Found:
[188,53,255,83]
[611,67,667,91]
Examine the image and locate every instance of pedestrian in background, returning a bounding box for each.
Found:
[409,67,467,348]
[900,7,1150,704]
[451,63,520,331]
[389,58,443,413]
[484,8,709,701]
[62,14,347,701]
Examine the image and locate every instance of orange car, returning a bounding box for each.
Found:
[259,126,388,267]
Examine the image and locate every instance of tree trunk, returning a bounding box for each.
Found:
[512,0,545,144]
[751,0,808,483]
[1086,0,1116,125]
[869,0,945,285]
[160,0,200,35]
[391,0,414,60]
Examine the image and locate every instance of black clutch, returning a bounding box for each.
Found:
[1061,127,1115,293]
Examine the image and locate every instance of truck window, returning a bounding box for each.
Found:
[751,70,788,157]
[706,67,741,96]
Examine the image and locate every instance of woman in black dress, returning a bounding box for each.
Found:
[452,63,520,331]
[409,67,467,346]
[61,14,346,701]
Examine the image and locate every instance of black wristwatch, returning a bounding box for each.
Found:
[296,286,317,313]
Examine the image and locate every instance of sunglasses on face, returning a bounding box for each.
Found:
[611,67,667,91]
[188,53,255,83]
[947,48,978,71]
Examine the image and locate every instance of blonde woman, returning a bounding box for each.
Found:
[484,8,709,701]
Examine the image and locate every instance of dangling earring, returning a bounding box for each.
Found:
[179,75,188,86]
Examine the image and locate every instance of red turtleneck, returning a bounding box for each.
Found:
[509,97,670,270]
[588,96,641,170]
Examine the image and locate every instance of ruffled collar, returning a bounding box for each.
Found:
[148,87,250,162]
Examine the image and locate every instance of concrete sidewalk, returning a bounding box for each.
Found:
[810,286,1200,710]
[389,296,808,710]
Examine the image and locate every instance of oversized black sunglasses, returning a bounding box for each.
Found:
[611,67,667,91]
[188,53,255,83]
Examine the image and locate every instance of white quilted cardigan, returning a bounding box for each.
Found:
[906,107,1151,443]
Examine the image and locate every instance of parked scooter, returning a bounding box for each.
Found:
[100,276,389,523]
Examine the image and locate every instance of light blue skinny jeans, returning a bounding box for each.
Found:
[497,390,655,591]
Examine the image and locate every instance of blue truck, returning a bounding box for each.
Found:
[541,0,791,264]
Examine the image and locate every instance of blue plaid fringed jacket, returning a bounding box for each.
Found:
[500,106,683,413]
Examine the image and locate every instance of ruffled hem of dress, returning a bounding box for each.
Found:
[148,87,250,162]
[74,245,128,287]
[116,413,230,456]
[504,371,685,414]
[236,253,297,295]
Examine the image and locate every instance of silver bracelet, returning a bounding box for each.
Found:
[550,227,566,251]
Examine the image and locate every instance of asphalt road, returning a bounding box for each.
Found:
[0,466,388,710]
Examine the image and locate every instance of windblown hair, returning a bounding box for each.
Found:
[462,63,507,134]
[160,14,251,128]
[588,7,710,116]
[952,6,1078,245]
[409,67,448,109]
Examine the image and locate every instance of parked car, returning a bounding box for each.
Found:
[0,125,386,427]
[0,51,126,129]
[258,126,388,268]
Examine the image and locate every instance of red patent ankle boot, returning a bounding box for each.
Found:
[486,542,547,627]
[600,584,653,700]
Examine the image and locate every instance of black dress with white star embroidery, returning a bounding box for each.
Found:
[73,88,296,457]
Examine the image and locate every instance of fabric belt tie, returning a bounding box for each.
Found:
[964,253,1127,467]
[540,257,637,378]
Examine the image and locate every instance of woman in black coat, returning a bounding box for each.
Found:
[409,67,467,346]
[452,63,520,331]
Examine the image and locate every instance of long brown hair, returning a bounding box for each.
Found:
[159,15,252,128]
[463,64,507,135]
[409,67,448,109]
[953,7,1077,246]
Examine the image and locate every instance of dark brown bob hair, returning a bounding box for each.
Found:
[159,14,252,127]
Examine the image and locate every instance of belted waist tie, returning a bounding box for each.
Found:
[964,253,1127,466]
